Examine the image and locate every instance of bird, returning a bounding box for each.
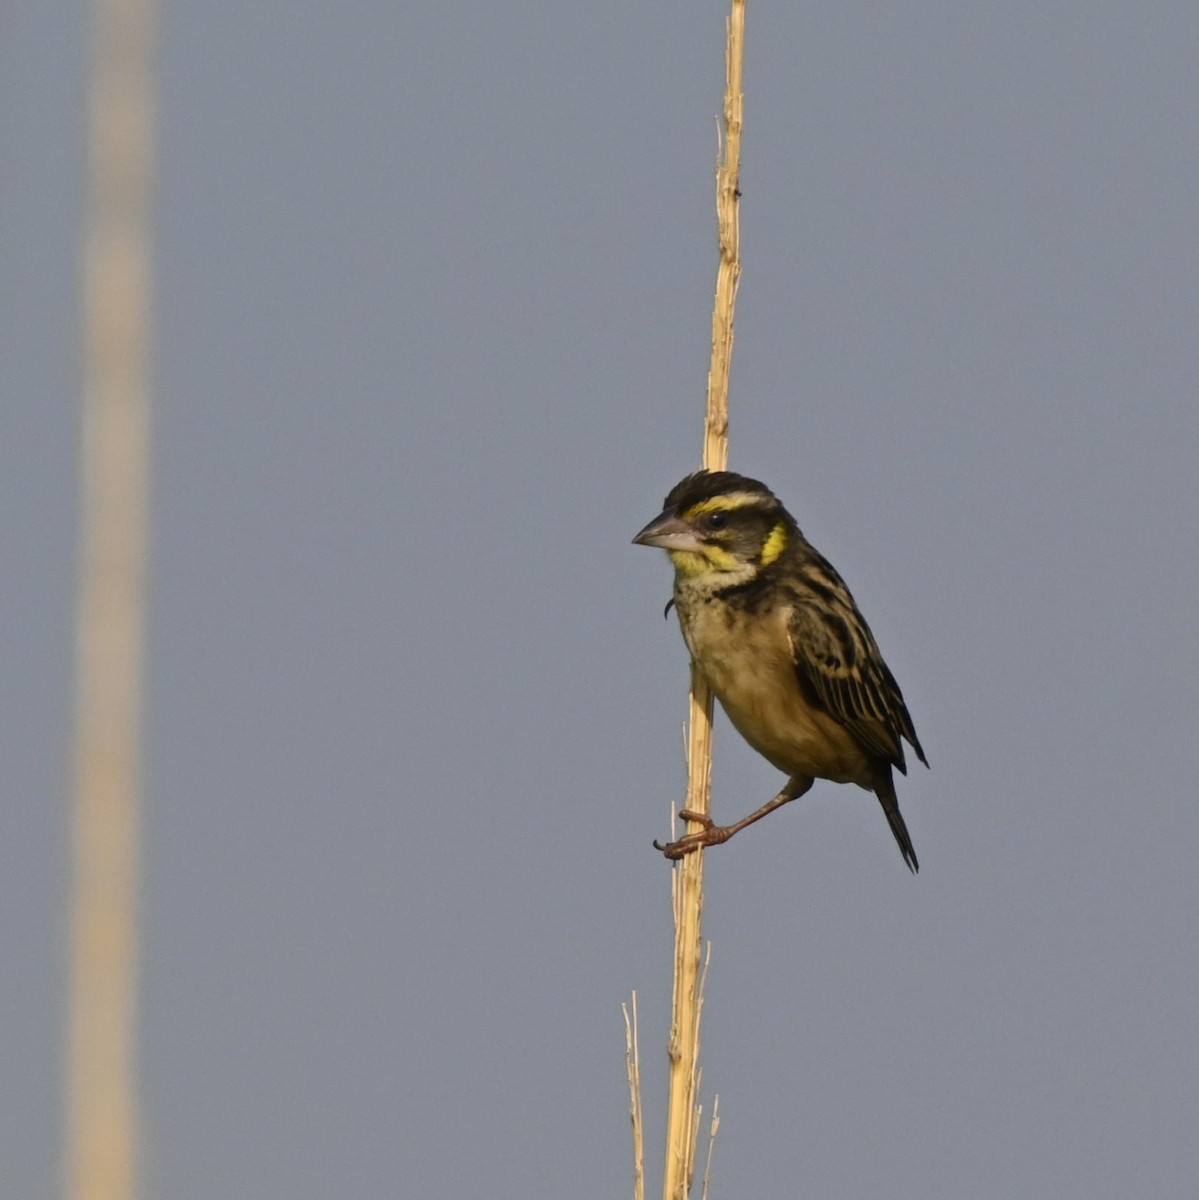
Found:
[632,469,927,872]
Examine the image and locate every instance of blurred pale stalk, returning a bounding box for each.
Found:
[661,3,744,1198]
[68,1,157,1198]
[624,993,646,1200]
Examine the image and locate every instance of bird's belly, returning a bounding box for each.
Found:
[684,611,872,785]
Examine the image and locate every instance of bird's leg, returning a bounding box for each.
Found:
[654,777,813,860]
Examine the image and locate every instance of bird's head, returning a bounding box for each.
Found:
[632,470,795,579]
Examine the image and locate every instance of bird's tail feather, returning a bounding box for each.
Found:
[873,770,919,874]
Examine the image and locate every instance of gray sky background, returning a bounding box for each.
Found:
[5,2,1198,1196]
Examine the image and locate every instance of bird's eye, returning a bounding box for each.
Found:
[705,512,729,531]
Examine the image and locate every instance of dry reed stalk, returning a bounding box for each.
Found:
[67,1,157,1198]
[624,993,646,1200]
[661,6,746,1196]
[701,1096,721,1200]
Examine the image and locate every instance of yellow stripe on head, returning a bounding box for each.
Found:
[759,521,788,566]
[668,545,741,575]
[668,550,711,577]
[684,491,772,518]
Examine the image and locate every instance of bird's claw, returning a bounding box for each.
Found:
[653,811,727,860]
[653,834,700,859]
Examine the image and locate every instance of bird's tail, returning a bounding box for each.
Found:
[872,769,919,874]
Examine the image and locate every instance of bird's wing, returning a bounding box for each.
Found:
[787,597,925,772]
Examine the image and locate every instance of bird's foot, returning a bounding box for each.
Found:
[653,811,732,860]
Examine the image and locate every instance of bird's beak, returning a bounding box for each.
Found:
[632,510,705,553]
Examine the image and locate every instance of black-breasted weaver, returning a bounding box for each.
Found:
[633,470,927,872]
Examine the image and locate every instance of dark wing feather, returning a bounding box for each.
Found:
[788,583,926,773]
